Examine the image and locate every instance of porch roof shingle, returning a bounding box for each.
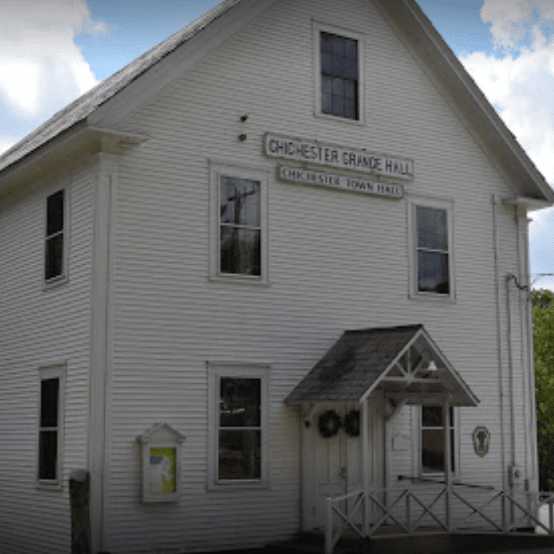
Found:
[286,325,423,404]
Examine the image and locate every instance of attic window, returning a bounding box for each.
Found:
[320,31,360,121]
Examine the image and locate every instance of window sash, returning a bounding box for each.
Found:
[44,190,66,282]
[38,375,61,482]
[414,204,451,295]
[216,375,263,482]
[420,406,455,474]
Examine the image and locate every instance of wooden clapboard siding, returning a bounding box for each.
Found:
[98,0,535,552]
[0,163,95,554]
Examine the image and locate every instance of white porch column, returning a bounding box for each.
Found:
[361,398,370,535]
[443,396,452,532]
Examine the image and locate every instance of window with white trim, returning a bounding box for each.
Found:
[44,189,67,283]
[209,163,269,283]
[314,22,364,123]
[208,364,269,488]
[420,405,455,475]
[409,199,454,299]
[38,366,65,485]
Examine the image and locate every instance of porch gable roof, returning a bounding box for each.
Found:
[285,324,479,407]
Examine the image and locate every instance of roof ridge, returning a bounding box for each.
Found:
[344,324,423,334]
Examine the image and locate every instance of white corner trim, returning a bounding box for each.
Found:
[88,153,117,554]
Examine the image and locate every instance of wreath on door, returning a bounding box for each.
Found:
[344,410,360,437]
[318,410,342,438]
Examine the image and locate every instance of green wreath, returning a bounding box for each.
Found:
[344,410,360,437]
[318,410,342,438]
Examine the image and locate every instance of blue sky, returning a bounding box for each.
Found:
[1,0,553,288]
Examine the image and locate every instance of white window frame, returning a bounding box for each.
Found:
[313,20,366,125]
[408,196,455,301]
[417,405,460,478]
[43,187,70,289]
[207,363,270,490]
[208,161,270,285]
[37,364,66,490]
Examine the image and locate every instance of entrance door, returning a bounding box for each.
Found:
[307,398,384,532]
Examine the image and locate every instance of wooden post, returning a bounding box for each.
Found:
[443,398,452,532]
[69,469,92,554]
[361,398,370,535]
[325,497,334,554]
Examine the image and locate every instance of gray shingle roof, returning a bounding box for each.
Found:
[286,325,423,404]
[0,0,242,174]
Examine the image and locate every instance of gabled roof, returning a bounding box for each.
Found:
[286,325,478,407]
[0,0,552,204]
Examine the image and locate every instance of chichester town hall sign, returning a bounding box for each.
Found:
[264,133,414,200]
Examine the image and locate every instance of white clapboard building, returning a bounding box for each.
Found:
[0,1,553,553]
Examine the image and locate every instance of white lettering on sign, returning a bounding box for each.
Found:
[278,165,404,199]
[265,133,414,181]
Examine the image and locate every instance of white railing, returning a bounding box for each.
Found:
[325,486,554,554]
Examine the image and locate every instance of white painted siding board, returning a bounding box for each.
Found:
[0,165,94,553]
[100,0,535,551]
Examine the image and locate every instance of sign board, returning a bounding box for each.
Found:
[265,133,414,181]
[278,165,404,199]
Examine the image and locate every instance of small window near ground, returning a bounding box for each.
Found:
[45,190,66,283]
[414,204,452,296]
[320,31,360,121]
[38,366,65,485]
[208,364,269,488]
[421,406,455,474]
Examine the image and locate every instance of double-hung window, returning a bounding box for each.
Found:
[410,199,454,299]
[38,366,65,486]
[209,163,269,283]
[420,405,456,475]
[208,364,269,488]
[315,24,364,122]
[44,189,67,283]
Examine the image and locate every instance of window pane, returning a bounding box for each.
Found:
[418,251,449,294]
[422,429,445,473]
[220,177,260,227]
[41,378,59,427]
[39,430,58,480]
[416,206,448,251]
[218,430,261,480]
[220,227,261,276]
[45,234,64,280]
[422,406,442,427]
[220,378,261,427]
[47,190,64,236]
[422,406,454,427]
[320,31,359,120]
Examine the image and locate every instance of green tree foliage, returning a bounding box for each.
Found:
[532,289,554,490]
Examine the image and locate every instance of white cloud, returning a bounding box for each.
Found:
[481,0,554,48]
[462,1,554,289]
[0,0,103,120]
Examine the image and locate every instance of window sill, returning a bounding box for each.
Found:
[314,110,365,127]
[36,481,63,492]
[43,275,69,291]
[208,480,270,492]
[208,274,271,288]
[409,291,456,304]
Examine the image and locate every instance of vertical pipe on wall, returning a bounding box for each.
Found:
[492,195,507,493]
[443,397,452,532]
[361,398,370,535]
